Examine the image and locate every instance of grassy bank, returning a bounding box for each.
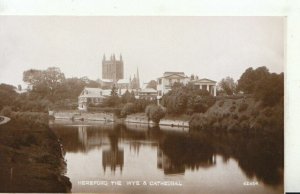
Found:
[0,113,71,193]
[189,97,283,134]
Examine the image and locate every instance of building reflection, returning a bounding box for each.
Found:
[102,133,124,173]
[157,147,216,175]
[157,148,185,175]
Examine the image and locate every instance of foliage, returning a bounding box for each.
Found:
[110,84,118,96]
[237,66,283,107]
[23,67,66,102]
[0,106,12,117]
[218,76,237,95]
[0,84,18,110]
[121,90,135,103]
[161,83,215,115]
[9,111,49,127]
[145,105,165,124]
[121,103,136,117]
[254,73,284,107]
[237,66,270,94]
[238,103,249,112]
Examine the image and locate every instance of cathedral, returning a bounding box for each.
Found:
[101,54,140,90]
[102,54,124,82]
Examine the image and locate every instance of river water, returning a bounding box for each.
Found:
[50,121,283,194]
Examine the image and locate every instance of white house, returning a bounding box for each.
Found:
[136,88,157,101]
[78,87,111,111]
[157,72,189,99]
[190,78,217,96]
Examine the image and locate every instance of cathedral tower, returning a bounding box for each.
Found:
[102,54,124,83]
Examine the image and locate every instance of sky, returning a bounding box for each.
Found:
[0,16,284,87]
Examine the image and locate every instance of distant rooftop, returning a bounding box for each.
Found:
[79,87,111,98]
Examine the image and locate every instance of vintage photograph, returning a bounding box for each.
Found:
[0,16,284,193]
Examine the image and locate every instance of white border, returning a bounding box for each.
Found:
[0,0,299,192]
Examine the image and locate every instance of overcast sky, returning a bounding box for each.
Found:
[0,16,284,87]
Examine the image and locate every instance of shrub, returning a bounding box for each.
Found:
[230,106,236,112]
[263,107,273,117]
[121,103,136,117]
[218,100,225,107]
[0,106,12,117]
[10,111,49,127]
[239,115,249,122]
[232,114,239,120]
[238,103,248,112]
[251,109,259,117]
[145,105,165,124]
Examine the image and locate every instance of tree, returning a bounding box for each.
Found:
[145,105,165,124]
[110,84,118,96]
[218,76,237,95]
[146,80,157,90]
[23,67,65,101]
[0,84,18,110]
[120,103,135,117]
[255,73,284,106]
[237,66,269,94]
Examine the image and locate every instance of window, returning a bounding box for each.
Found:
[158,79,162,84]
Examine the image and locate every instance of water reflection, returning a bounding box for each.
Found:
[50,122,283,193]
[102,133,124,173]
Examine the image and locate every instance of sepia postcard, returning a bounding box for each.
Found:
[0,1,298,193]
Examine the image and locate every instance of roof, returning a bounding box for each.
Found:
[158,72,188,79]
[100,79,113,83]
[190,78,217,83]
[117,79,130,84]
[164,72,185,76]
[79,87,111,98]
[118,88,138,95]
[139,88,157,93]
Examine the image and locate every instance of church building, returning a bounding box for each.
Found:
[102,54,124,83]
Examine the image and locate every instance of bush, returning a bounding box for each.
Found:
[251,109,259,117]
[232,114,239,120]
[263,107,273,117]
[121,103,136,117]
[230,106,236,112]
[0,106,12,117]
[238,103,248,112]
[145,105,165,124]
[218,100,225,107]
[10,111,49,127]
[239,115,249,122]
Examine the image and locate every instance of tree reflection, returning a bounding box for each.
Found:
[158,133,216,175]
[102,132,124,174]
[51,123,283,187]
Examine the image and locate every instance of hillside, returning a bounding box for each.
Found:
[189,96,284,133]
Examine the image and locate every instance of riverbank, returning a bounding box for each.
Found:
[189,96,284,133]
[0,116,71,192]
[52,110,189,128]
[125,113,189,128]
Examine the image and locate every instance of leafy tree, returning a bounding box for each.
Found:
[218,76,237,95]
[23,67,65,102]
[146,80,157,90]
[161,83,215,115]
[121,103,135,117]
[0,84,18,110]
[237,66,269,94]
[110,84,118,96]
[255,73,284,106]
[237,66,283,107]
[145,105,165,124]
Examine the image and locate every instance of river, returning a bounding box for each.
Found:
[50,121,283,194]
